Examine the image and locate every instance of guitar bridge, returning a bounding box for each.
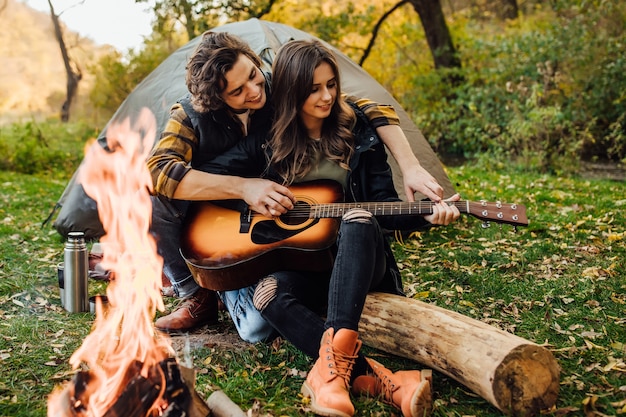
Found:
[240,209,252,233]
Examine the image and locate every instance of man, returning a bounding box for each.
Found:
[147,31,445,339]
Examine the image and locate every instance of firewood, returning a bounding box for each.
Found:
[206,390,248,417]
[359,292,560,417]
[207,390,247,417]
[178,364,211,417]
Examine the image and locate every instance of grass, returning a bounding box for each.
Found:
[0,161,624,417]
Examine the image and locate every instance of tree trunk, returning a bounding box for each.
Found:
[359,292,560,416]
[180,0,196,41]
[407,0,461,70]
[47,0,82,122]
[500,0,519,20]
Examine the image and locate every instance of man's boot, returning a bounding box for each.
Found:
[301,328,361,417]
[351,357,433,417]
[155,287,218,333]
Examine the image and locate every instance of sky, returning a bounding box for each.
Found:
[24,0,154,51]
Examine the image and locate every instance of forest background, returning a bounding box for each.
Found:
[1,0,625,174]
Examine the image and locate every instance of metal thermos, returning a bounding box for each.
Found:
[63,231,89,313]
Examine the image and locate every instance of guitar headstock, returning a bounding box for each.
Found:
[466,201,528,227]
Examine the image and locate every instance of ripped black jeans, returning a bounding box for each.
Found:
[253,209,387,365]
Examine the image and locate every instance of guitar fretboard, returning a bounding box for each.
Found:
[310,201,470,218]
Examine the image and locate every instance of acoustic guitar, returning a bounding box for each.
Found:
[181,180,528,290]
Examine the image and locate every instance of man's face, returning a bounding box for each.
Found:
[221,54,266,111]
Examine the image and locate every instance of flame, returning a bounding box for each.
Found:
[48,108,173,416]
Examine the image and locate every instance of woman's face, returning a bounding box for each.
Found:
[220,54,266,111]
[299,61,337,129]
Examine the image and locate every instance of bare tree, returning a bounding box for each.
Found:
[358,0,461,86]
[407,0,460,70]
[499,0,519,20]
[359,0,409,66]
[47,0,82,122]
[179,0,195,40]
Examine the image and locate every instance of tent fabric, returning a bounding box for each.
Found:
[52,18,454,240]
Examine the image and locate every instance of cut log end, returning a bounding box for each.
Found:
[493,344,560,417]
[359,292,561,416]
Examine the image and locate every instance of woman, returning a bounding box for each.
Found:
[201,39,460,417]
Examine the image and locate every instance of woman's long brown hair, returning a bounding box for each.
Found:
[269,39,356,185]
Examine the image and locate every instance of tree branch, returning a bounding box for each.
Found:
[47,0,82,122]
[358,0,409,67]
[253,0,276,18]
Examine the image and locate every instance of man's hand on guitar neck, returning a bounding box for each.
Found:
[424,193,461,226]
[241,178,296,218]
[402,164,444,203]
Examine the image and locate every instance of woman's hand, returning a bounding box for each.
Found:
[423,193,461,225]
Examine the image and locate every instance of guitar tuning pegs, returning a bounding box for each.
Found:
[481,221,491,228]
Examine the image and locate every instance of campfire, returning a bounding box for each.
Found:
[47,110,199,417]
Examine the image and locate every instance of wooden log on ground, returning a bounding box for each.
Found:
[359,292,560,417]
[180,364,247,417]
[207,391,247,417]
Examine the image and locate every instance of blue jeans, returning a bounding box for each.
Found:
[150,196,198,298]
[151,195,274,343]
[218,286,277,343]
[254,211,387,361]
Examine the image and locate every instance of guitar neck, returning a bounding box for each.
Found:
[308,199,528,226]
[312,201,467,218]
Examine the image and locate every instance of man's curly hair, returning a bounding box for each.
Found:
[185,31,262,113]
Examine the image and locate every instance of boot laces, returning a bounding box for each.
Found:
[178,292,208,316]
[331,349,358,384]
[381,376,397,402]
[373,369,399,403]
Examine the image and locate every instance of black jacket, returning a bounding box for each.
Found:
[178,83,273,166]
[199,103,432,295]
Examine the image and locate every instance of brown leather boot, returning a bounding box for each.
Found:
[155,287,218,333]
[301,328,361,417]
[351,357,433,417]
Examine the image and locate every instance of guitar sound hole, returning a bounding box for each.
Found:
[280,201,311,226]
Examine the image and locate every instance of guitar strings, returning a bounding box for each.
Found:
[259,200,522,222]
[265,201,466,218]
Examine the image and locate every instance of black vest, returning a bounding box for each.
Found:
[178,89,273,168]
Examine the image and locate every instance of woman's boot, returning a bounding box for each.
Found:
[301,328,362,417]
[351,357,433,417]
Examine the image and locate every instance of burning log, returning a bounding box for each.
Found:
[48,358,247,417]
[359,292,560,417]
[49,359,192,417]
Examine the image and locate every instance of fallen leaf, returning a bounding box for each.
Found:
[580,330,604,339]
[584,339,607,351]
